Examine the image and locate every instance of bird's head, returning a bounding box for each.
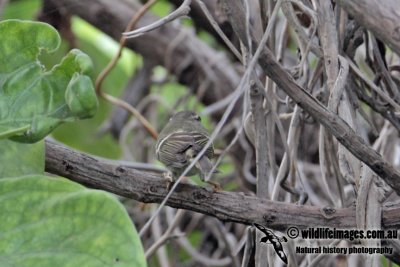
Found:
[171,110,201,123]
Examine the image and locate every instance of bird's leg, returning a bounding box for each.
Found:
[206,180,221,192]
[162,171,174,190]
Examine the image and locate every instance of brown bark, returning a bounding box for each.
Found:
[45,140,400,231]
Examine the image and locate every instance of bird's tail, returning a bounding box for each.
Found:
[195,156,218,182]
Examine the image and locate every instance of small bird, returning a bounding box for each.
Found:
[156,110,218,188]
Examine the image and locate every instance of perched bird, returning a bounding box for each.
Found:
[156,111,218,187]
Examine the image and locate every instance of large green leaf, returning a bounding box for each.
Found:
[0,139,44,177]
[0,175,147,267]
[0,19,98,143]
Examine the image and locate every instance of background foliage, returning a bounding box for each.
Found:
[2,0,400,267]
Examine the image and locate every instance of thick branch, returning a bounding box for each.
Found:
[44,140,400,231]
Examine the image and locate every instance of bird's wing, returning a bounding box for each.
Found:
[189,131,214,159]
[156,131,195,168]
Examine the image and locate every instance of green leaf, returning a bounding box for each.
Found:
[0,19,98,143]
[0,175,147,267]
[0,139,44,177]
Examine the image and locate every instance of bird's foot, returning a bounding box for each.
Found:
[163,171,174,191]
[163,171,174,182]
[206,181,221,192]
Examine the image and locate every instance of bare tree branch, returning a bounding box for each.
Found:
[44,140,400,231]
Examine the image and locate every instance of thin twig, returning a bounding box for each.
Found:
[347,56,400,112]
[123,0,191,38]
[95,0,158,140]
[195,0,242,62]
[145,209,186,258]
